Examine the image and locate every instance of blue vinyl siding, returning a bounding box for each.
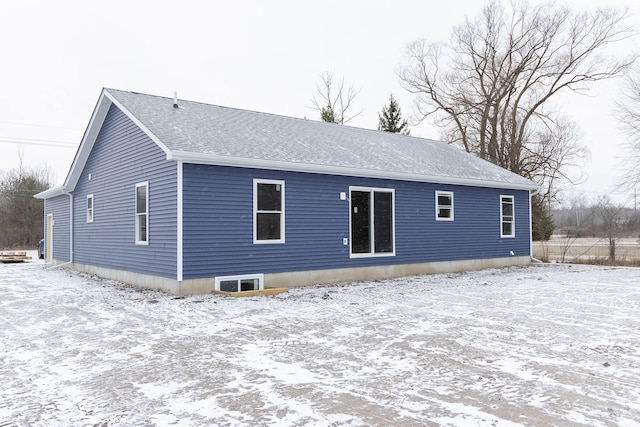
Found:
[182,164,531,279]
[44,194,71,262]
[72,104,177,278]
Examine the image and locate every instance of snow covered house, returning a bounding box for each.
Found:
[35,88,539,294]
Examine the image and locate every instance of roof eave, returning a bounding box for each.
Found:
[63,89,112,193]
[168,151,540,191]
[34,185,67,199]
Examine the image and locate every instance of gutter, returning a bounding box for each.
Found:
[168,151,540,191]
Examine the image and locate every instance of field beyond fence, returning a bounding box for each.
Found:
[533,236,640,265]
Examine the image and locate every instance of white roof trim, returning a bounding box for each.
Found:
[34,185,67,199]
[63,90,112,192]
[62,89,172,195]
[168,151,539,191]
[103,90,172,158]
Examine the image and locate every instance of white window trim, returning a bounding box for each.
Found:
[86,194,94,223]
[435,190,454,221]
[253,178,285,244]
[349,186,396,258]
[135,181,149,245]
[215,273,264,292]
[500,195,515,238]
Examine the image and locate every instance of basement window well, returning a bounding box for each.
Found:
[215,274,264,292]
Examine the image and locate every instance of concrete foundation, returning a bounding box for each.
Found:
[57,256,531,295]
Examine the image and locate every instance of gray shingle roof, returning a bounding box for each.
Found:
[104,88,537,190]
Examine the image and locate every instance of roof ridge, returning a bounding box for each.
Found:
[103,88,436,143]
[100,87,538,191]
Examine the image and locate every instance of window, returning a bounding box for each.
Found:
[86,194,94,223]
[215,274,264,292]
[350,187,394,257]
[501,195,514,238]
[135,182,149,244]
[435,191,453,221]
[254,179,285,243]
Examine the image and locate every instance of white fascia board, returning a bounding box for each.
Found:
[168,151,540,191]
[63,90,112,192]
[63,89,173,194]
[34,185,66,199]
[103,90,172,159]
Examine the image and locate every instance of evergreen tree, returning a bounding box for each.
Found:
[320,105,337,123]
[531,194,555,241]
[377,94,410,135]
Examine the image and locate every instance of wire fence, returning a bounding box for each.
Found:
[533,238,640,264]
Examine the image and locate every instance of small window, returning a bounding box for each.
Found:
[135,182,149,245]
[215,274,264,292]
[500,195,515,238]
[254,179,285,244]
[435,191,453,221]
[86,194,94,223]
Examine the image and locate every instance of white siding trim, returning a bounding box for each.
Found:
[69,193,73,262]
[46,213,54,263]
[177,161,183,282]
[529,190,534,256]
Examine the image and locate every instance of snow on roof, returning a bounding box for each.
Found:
[105,88,537,190]
[41,88,539,199]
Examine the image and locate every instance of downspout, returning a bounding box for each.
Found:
[530,189,543,263]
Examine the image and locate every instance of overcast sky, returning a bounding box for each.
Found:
[1,0,638,206]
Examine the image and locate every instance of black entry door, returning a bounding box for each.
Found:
[351,190,371,254]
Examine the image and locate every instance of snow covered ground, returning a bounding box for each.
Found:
[1,255,639,426]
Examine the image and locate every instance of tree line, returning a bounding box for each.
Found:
[311,1,638,241]
[554,196,640,239]
[0,165,51,249]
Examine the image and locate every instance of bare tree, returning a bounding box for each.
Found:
[595,195,624,262]
[312,72,362,125]
[614,65,640,191]
[0,166,52,248]
[399,1,635,201]
[17,145,25,178]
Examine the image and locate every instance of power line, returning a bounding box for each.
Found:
[0,120,83,132]
[0,136,78,148]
